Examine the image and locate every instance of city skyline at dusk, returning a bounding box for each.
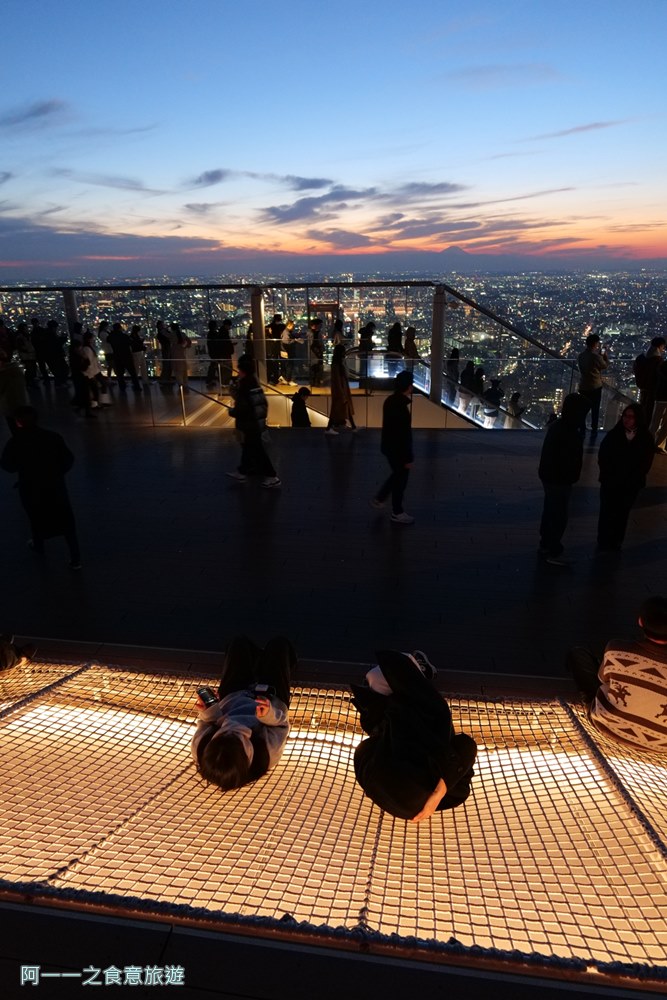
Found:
[2,0,666,278]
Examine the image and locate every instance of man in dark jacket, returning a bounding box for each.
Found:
[351,649,477,822]
[371,369,414,524]
[108,323,141,392]
[538,393,590,565]
[227,355,280,487]
[0,406,82,569]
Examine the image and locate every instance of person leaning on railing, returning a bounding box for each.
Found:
[577,333,609,438]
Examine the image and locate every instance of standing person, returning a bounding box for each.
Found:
[371,369,415,525]
[446,347,460,384]
[156,320,172,383]
[280,320,297,385]
[218,318,235,388]
[30,318,49,382]
[351,649,477,822]
[386,321,403,376]
[597,403,654,551]
[266,314,284,386]
[309,320,324,388]
[537,393,590,566]
[650,359,667,454]
[578,333,609,438]
[82,329,108,406]
[129,325,149,385]
[15,322,38,386]
[0,406,82,570]
[358,322,375,354]
[44,320,69,385]
[0,349,29,432]
[192,635,295,791]
[205,319,222,388]
[634,336,665,422]
[169,322,191,391]
[386,321,403,354]
[325,343,356,435]
[68,331,95,418]
[403,327,420,362]
[227,355,280,488]
[108,323,142,393]
[99,320,113,380]
[507,391,525,419]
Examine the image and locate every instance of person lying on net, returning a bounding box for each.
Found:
[351,648,477,823]
[192,635,296,791]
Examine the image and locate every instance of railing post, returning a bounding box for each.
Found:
[251,286,266,382]
[62,288,79,336]
[430,285,445,405]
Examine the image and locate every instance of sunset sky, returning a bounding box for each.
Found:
[1,0,666,277]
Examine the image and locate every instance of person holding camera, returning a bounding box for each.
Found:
[192,635,296,792]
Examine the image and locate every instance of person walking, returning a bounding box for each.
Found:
[0,406,82,569]
[537,393,590,566]
[227,355,280,487]
[325,344,356,435]
[371,369,415,524]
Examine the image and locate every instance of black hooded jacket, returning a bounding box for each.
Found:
[538,393,590,485]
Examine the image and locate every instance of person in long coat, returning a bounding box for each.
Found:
[325,344,356,434]
[597,402,655,551]
[0,406,82,569]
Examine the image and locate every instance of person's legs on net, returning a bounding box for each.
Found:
[257,636,296,706]
[217,635,261,699]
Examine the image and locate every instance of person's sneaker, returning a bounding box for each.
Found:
[370,498,385,509]
[90,400,99,409]
[391,512,415,524]
[546,555,570,566]
[411,649,437,680]
[227,471,248,482]
[324,428,339,435]
[68,562,83,571]
[261,476,281,488]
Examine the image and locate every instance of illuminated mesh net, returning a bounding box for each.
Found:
[1,662,666,980]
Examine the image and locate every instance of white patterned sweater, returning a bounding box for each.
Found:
[590,638,667,752]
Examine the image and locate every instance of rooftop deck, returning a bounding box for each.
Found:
[2,382,666,675]
[1,387,666,998]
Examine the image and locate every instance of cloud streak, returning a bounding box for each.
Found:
[0,99,70,129]
[443,64,561,90]
[524,120,630,141]
[53,168,163,193]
